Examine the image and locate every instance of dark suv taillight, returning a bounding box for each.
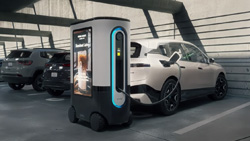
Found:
[18,60,33,66]
[62,63,70,67]
[45,63,52,67]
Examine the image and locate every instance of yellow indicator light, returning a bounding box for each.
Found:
[117,52,121,56]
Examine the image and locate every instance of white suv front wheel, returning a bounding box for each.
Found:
[209,74,228,100]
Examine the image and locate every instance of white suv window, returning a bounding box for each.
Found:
[182,44,207,63]
[154,43,187,61]
[131,42,141,58]
[168,43,187,61]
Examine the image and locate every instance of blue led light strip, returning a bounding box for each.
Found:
[111,27,123,108]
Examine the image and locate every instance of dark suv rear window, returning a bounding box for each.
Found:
[7,51,32,58]
[0,60,3,67]
[49,53,70,63]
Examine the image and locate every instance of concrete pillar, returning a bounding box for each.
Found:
[49,34,55,49]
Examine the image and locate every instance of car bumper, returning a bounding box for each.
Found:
[2,74,32,84]
[0,76,3,82]
[43,80,70,90]
[130,79,147,87]
[0,72,3,81]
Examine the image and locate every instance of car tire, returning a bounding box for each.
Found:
[209,74,228,100]
[159,79,181,116]
[90,113,106,132]
[68,106,79,123]
[47,89,64,97]
[32,74,45,92]
[8,83,25,90]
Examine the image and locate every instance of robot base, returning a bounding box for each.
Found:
[68,106,133,131]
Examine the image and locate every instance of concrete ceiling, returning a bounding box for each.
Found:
[0,0,183,55]
[0,36,24,42]
[0,12,80,26]
[88,0,183,14]
[0,0,39,12]
[0,27,52,37]
[0,0,79,26]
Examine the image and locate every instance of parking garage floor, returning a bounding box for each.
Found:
[0,81,250,141]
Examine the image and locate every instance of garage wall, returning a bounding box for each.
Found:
[0,0,250,95]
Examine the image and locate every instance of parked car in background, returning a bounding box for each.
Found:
[0,58,4,82]
[1,48,66,91]
[43,52,70,96]
[130,39,228,115]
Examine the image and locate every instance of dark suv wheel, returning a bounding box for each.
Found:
[32,74,45,92]
[8,83,25,90]
[159,79,181,116]
[47,88,64,97]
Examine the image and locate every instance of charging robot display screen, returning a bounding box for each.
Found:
[73,28,92,97]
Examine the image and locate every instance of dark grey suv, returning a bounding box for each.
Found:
[42,52,70,96]
[0,59,3,81]
[1,48,66,91]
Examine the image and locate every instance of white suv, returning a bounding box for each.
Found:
[130,39,228,115]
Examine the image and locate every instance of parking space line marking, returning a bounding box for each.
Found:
[0,87,9,90]
[46,98,64,102]
[28,93,46,96]
[174,102,250,135]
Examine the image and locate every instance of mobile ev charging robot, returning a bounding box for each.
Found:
[68,17,131,131]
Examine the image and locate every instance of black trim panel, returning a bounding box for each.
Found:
[181,87,215,101]
[131,84,215,103]
[2,75,33,84]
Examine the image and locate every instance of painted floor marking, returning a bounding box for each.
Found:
[174,101,250,135]
[46,98,64,102]
[0,87,9,90]
[28,93,46,96]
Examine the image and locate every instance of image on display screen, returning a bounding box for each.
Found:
[73,28,92,96]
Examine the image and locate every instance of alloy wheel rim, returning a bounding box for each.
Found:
[164,82,179,111]
[215,77,227,97]
[37,77,44,89]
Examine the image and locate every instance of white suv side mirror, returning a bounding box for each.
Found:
[209,58,215,63]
